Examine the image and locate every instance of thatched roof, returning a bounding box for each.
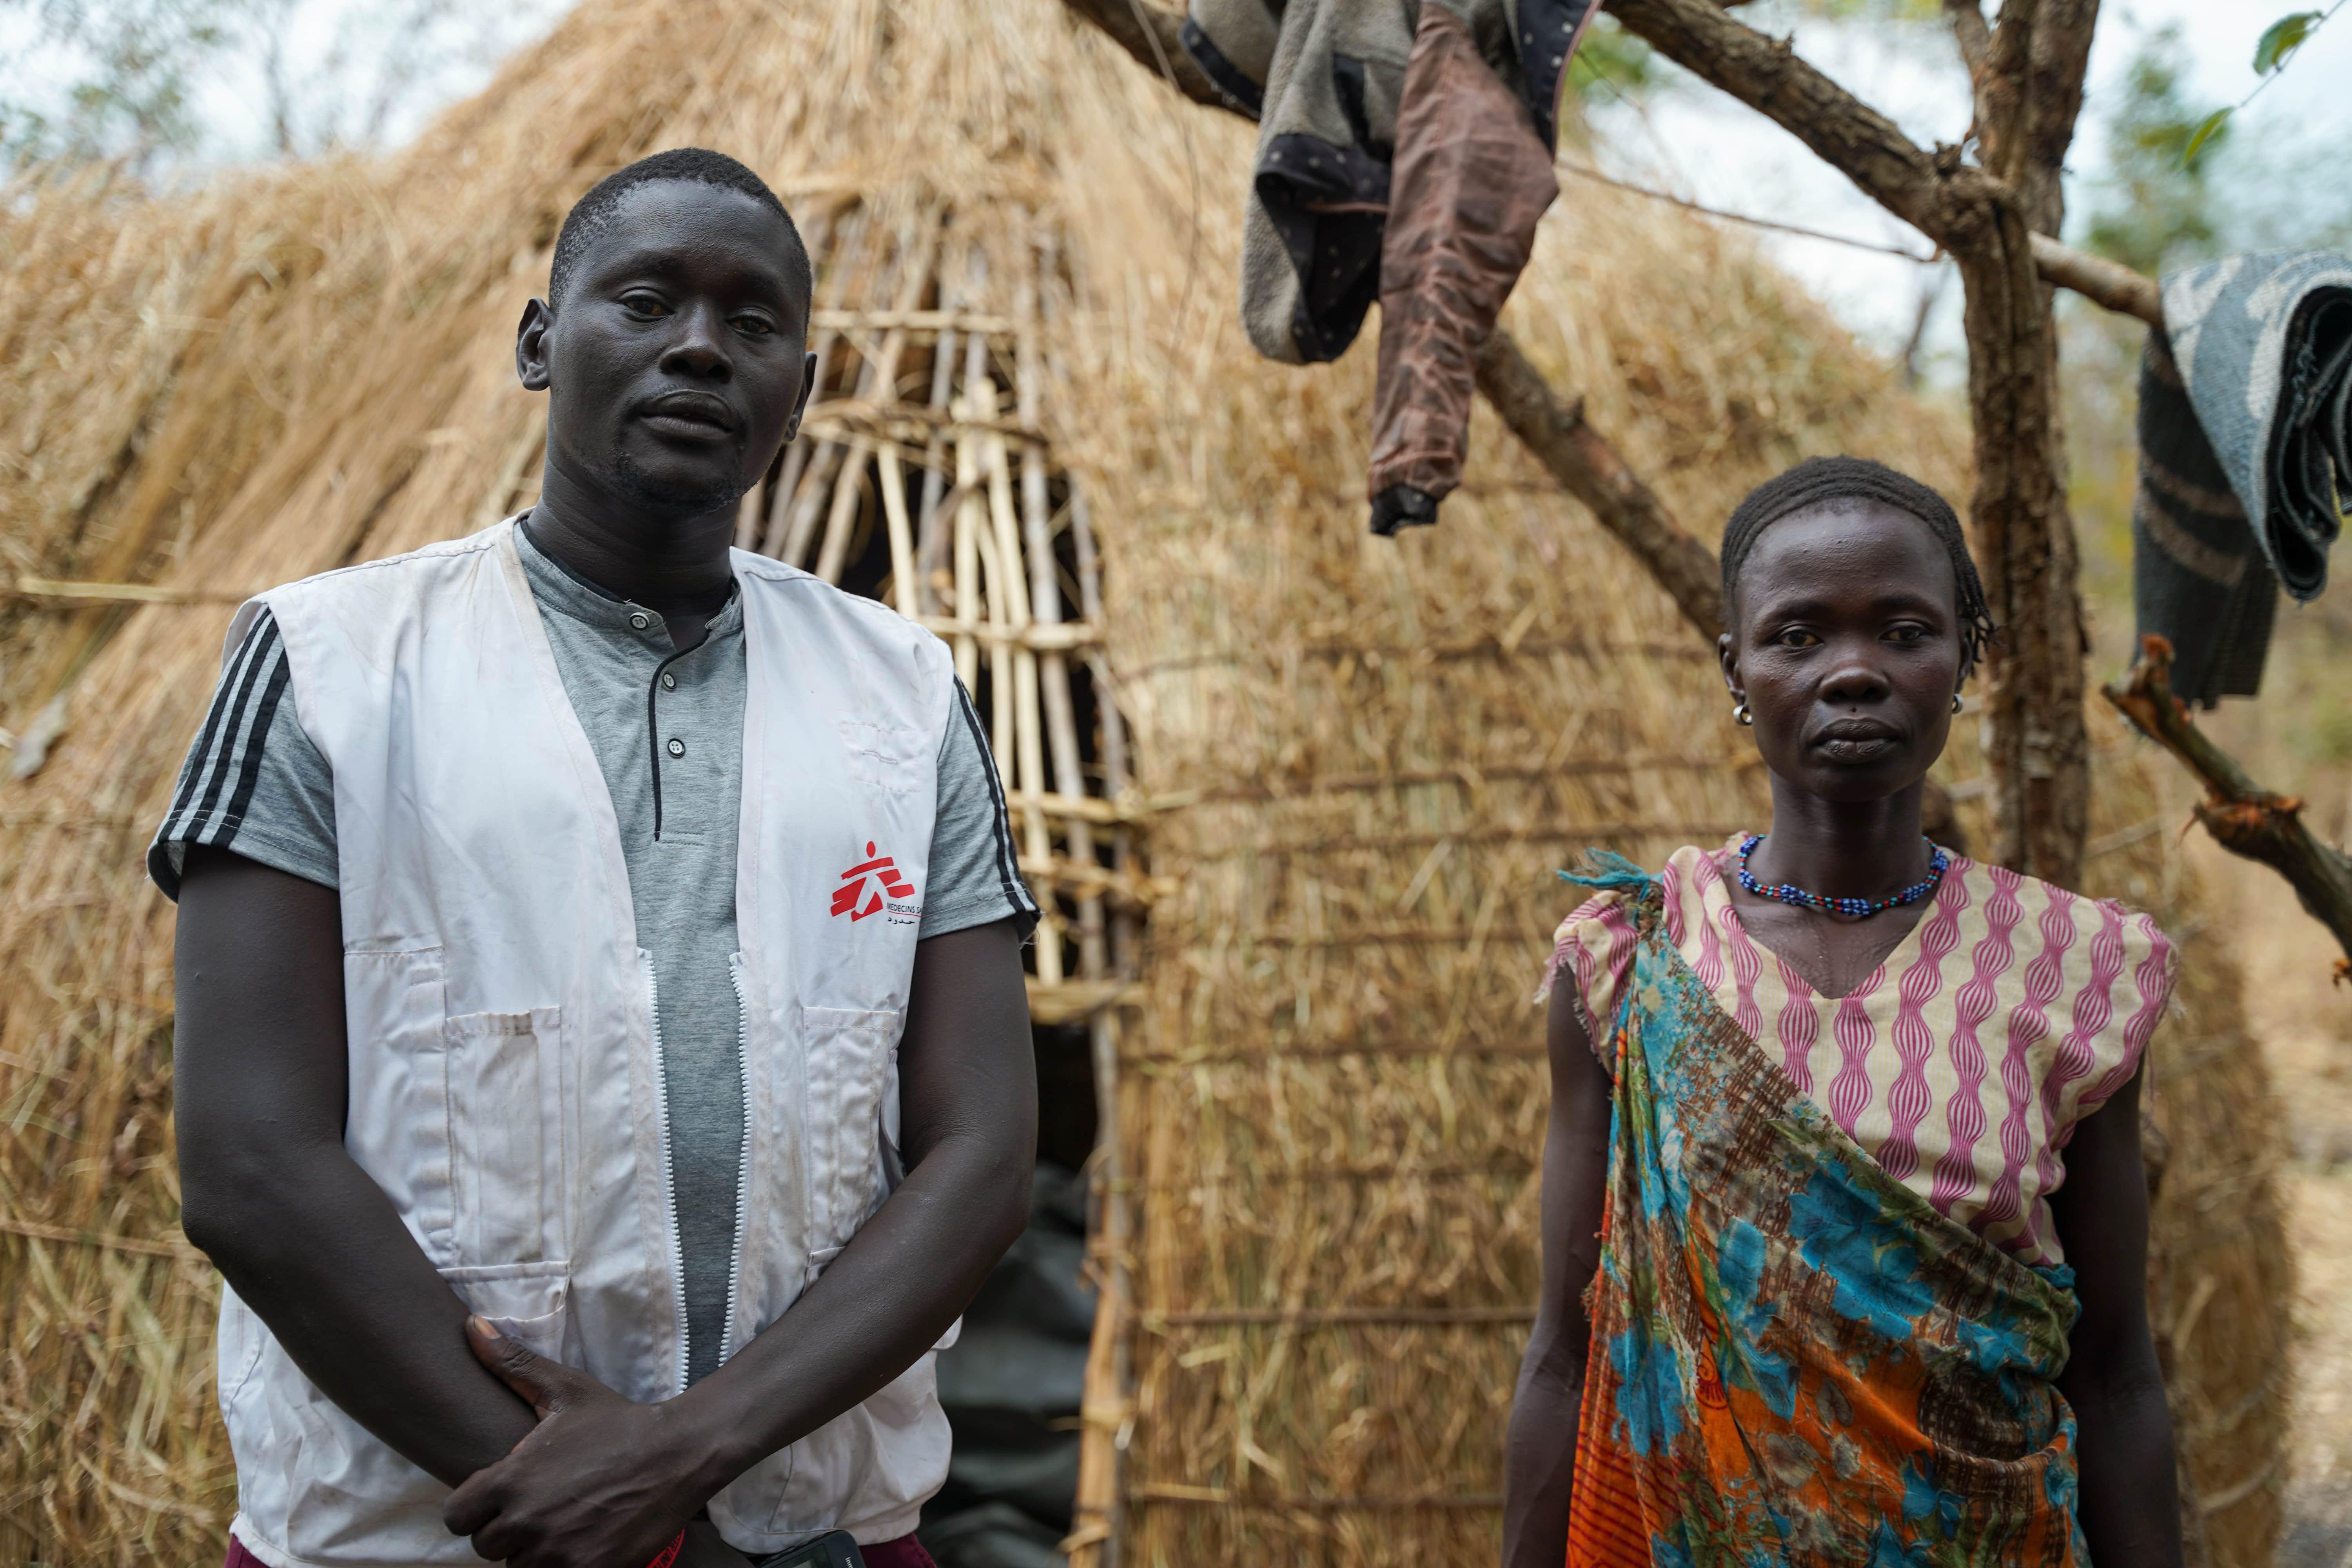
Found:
[0,0,2287,1563]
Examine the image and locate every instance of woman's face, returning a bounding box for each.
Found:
[1717,501,1965,805]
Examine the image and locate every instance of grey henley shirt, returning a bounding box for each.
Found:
[151,522,1036,1386]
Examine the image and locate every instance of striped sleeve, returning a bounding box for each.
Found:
[146,608,339,900]
[1538,890,1641,1071]
[916,681,1041,940]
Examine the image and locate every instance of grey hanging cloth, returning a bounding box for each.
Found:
[2135,251,2352,704]
[1185,0,1597,532]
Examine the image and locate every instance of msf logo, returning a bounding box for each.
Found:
[833,842,917,923]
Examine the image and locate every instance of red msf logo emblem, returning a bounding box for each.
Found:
[833,842,916,922]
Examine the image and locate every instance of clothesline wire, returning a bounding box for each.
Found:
[1555,162,1943,265]
[1122,0,1207,343]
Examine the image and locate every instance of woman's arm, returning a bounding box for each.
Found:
[1502,988,1614,1568]
[2047,1065,2184,1568]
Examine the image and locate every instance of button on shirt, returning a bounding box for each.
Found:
[149,521,1038,1389]
[522,527,755,1388]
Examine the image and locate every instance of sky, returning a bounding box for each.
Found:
[1588,0,2352,364]
[7,0,2346,362]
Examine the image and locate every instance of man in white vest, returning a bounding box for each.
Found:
[155,149,1040,1568]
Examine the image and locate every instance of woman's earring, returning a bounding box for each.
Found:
[1951,693,1965,714]
[1733,701,1754,727]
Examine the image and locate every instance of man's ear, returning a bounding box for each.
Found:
[515,298,554,392]
[780,350,818,443]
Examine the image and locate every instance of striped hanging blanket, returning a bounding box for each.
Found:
[1564,858,2088,1566]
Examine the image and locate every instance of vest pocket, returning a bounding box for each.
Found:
[341,946,450,1260]
[836,719,928,793]
[799,1005,906,1267]
[444,1008,568,1268]
[438,1260,572,1363]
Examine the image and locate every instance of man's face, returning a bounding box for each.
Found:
[524,180,812,518]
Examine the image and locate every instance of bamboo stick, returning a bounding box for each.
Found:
[878,442,918,614]
[809,307,1013,334]
[1071,1004,1134,1568]
[762,203,873,559]
[980,359,1060,984]
[742,205,843,553]
[1063,466,1134,1568]
[913,291,959,618]
[733,205,844,553]
[951,320,985,699]
[911,617,1098,650]
[1069,482,1141,982]
[1015,856,1171,906]
[813,446,871,582]
[812,211,927,583]
[1021,237,1107,991]
[816,211,938,584]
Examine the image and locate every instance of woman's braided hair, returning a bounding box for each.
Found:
[1720,456,1996,674]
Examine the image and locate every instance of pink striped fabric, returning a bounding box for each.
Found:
[1539,838,2176,1266]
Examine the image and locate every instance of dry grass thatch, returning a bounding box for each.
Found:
[0,0,2287,1564]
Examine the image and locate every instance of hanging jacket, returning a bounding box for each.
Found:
[1186,0,1595,532]
[215,519,955,1567]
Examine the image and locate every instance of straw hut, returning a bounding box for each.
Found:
[0,0,2287,1564]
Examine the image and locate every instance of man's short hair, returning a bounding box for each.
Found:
[549,147,813,310]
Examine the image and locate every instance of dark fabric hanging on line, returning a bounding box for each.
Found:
[1184,0,1597,534]
[2134,250,2352,705]
[1366,3,1561,534]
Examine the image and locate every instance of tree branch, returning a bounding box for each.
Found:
[1473,333,1723,632]
[2031,233,2163,325]
[2105,635,2352,976]
[1607,0,2163,328]
[1605,0,1961,240]
[1050,0,2156,659]
[1053,0,1727,637]
[1057,0,1226,107]
[1976,0,2036,192]
[1944,0,1996,146]
[2016,0,2098,235]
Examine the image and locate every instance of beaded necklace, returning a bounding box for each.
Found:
[1735,833,1949,919]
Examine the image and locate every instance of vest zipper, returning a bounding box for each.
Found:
[717,954,753,1366]
[642,951,693,1395]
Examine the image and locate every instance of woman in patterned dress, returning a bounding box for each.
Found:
[1503,458,2184,1566]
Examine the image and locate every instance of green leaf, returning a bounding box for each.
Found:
[2255,11,2323,74]
[2181,108,2232,168]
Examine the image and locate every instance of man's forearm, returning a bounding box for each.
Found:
[187,1134,536,1485]
[668,1120,1030,1491]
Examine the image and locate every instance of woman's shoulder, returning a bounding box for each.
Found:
[1948,858,2180,1009]
[1956,859,2174,948]
[1550,843,1723,933]
[1546,884,1637,968]
[1541,844,1727,1004]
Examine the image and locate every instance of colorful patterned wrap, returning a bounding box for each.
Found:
[1562,856,2087,1566]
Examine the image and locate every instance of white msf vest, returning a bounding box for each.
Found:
[214,520,958,1566]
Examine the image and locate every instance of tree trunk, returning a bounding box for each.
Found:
[1604,0,2098,886]
[1949,193,2088,885]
